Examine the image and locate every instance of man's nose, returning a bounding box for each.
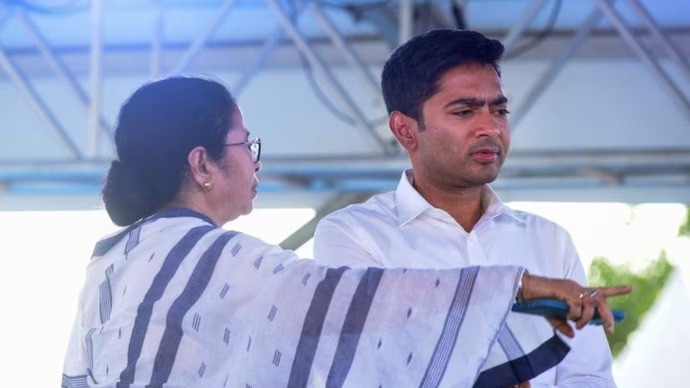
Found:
[474,111,502,137]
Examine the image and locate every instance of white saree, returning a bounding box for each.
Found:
[63,208,567,387]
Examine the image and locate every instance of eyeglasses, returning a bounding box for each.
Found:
[224,137,261,163]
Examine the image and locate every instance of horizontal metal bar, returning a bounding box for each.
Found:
[2,147,690,169]
[5,173,690,196]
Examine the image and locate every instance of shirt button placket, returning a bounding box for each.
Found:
[466,232,489,265]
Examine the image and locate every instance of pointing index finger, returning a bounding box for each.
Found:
[597,285,633,298]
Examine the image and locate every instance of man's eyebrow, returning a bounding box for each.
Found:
[445,98,484,108]
[489,95,508,105]
[444,95,508,109]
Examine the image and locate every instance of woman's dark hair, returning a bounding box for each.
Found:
[381,29,504,125]
[102,76,237,226]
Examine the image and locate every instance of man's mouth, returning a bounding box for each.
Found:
[471,148,500,163]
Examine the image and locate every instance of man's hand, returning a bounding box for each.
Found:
[519,274,632,336]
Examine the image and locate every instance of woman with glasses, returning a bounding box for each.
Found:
[63,76,630,388]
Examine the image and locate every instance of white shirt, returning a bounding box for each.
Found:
[314,170,616,388]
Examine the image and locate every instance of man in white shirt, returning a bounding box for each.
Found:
[314,29,617,387]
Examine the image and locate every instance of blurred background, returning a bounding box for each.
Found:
[0,0,688,386]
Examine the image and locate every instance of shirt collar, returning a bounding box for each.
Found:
[395,169,433,226]
[482,185,527,225]
[395,169,526,226]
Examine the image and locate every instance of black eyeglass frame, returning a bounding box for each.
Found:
[224,137,261,163]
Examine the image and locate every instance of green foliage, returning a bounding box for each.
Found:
[588,252,674,357]
[678,206,690,237]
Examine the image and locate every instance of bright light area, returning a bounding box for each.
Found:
[0,203,686,387]
[223,208,316,245]
[509,202,689,269]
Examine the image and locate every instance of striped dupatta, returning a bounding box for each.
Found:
[63,208,566,387]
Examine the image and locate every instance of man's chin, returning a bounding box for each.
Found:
[484,174,500,184]
[477,166,501,183]
[467,171,499,185]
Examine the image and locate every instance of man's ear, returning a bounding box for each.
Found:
[389,111,419,152]
[187,146,213,188]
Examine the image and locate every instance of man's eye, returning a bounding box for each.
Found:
[495,109,511,117]
[453,109,474,117]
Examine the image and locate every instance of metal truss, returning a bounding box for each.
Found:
[0,0,688,205]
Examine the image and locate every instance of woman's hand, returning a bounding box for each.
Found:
[519,274,632,336]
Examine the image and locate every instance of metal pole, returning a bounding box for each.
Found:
[88,0,103,157]
[19,12,114,144]
[398,0,414,46]
[0,50,83,158]
[452,0,467,28]
[234,1,309,96]
[168,0,238,76]
[265,0,390,153]
[233,29,283,96]
[624,0,690,81]
[311,2,382,101]
[452,0,466,8]
[511,8,603,130]
[151,1,164,79]
[502,0,549,52]
[596,0,690,121]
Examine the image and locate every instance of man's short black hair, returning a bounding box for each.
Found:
[381,29,504,122]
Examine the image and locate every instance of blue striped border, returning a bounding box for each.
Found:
[117,225,214,387]
[62,374,89,388]
[419,266,479,388]
[473,334,570,387]
[326,267,384,387]
[148,231,238,385]
[85,328,96,371]
[497,324,525,361]
[125,224,142,254]
[287,266,348,387]
[98,277,113,324]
